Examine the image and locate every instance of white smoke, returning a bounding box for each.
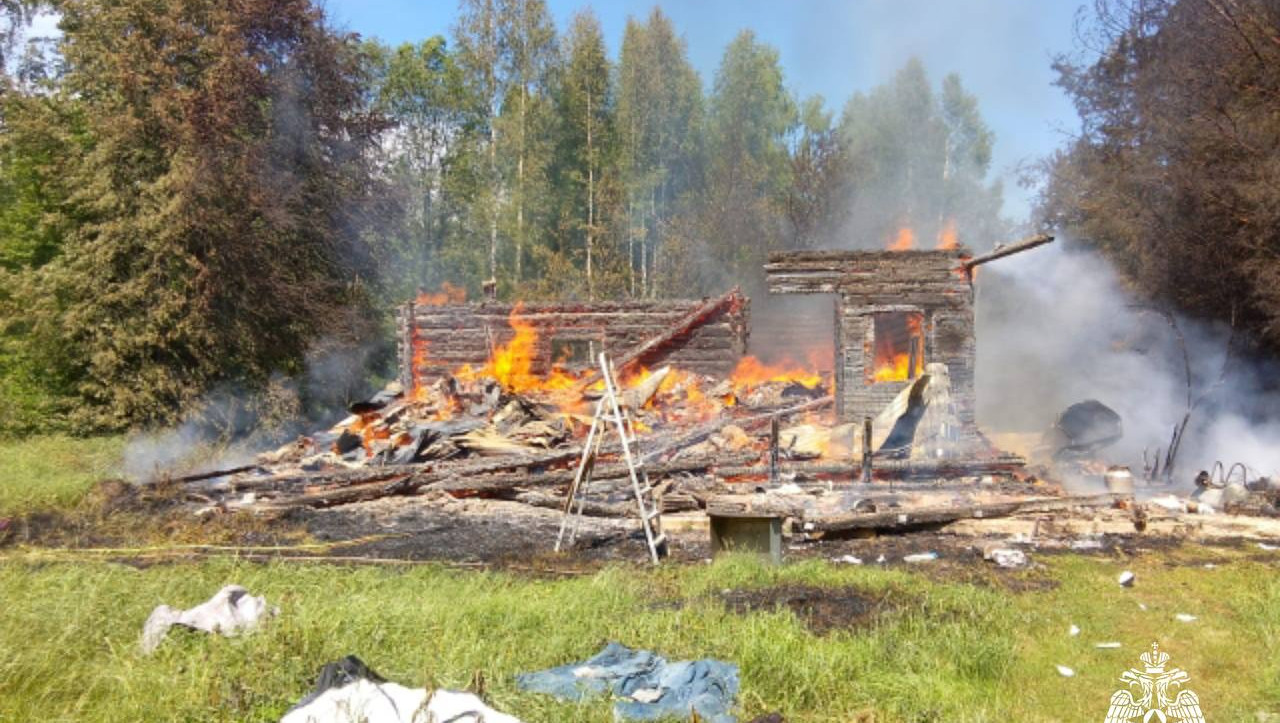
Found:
[123,341,386,481]
[122,378,299,481]
[976,240,1280,485]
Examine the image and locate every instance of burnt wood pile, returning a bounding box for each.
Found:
[179,380,838,516]
[156,270,1053,532]
[171,365,1027,523]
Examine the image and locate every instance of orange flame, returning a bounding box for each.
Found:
[871,313,924,383]
[888,227,915,251]
[490,304,536,389]
[416,281,467,306]
[343,413,391,454]
[936,219,958,250]
[412,340,429,373]
[730,356,823,392]
[449,304,580,395]
[872,353,918,383]
[405,294,832,426]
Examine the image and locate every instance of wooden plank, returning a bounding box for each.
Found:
[803,493,1122,533]
[641,395,834,463]
[431,451,757,493]
[714,455,1026,480]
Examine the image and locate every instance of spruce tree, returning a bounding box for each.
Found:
[13,0,386,428]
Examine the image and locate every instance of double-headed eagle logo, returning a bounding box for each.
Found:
[1104,643,1205,722]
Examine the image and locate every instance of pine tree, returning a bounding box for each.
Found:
[688,30,795,292]
[453,0,558,294]
[495,0,557,287]
[786,95,848,250]
[452,0,503,286]
[365,37,467,303]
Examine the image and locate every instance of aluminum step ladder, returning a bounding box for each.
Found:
[555,352,667,564]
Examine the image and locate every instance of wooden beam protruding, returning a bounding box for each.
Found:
[960,233,1055,270]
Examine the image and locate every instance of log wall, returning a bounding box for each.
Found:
[765,249,976,433]
[397,293,749,391]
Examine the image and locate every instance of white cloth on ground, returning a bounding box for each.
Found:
[141,584,275,653]
[280,680,523,723]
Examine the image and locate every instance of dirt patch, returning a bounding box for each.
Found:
[11,475,1275,581]
[785,530,983,567]
[719,584,894,635]
[299,495,712,568]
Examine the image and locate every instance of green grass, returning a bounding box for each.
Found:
[2,550,1280,722]
[0,435,124,514]
[3,436,1280,720]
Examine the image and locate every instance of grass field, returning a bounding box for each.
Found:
[3,437,1280,722]
[0,435,124,513]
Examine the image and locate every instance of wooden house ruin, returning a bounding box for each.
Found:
[397,288,750,393]
[764,235,1053,443]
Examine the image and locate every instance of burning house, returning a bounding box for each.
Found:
[396,288,750,395]
[764,234,1054,458]
[180,233,1077,557]
[765,248,979,435]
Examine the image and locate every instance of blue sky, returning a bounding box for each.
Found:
[322,0,1085,224]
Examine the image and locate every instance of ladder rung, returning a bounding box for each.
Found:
[644,508,661,521]
[650,534,666,548]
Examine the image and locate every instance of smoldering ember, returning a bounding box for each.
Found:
[5,1,1280,721]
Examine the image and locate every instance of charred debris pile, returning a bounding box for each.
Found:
[164,238,1063,534]
[181,283,1023,520]
[161,232,1280,550]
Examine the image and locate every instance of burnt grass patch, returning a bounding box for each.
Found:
[0,478,302,552]
[719,584,895,635]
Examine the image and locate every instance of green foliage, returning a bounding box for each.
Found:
[1039,0,1280,350]
[0,0,388,431]
[363,37,470,304]
[493,0,558,290]
[545,9,622,300]
[616,8,704,298]
[786,94,849,251]
[674,30,796,294]
[0,2,1012,434]
[0,87,90,432]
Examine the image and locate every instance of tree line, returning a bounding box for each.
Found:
[0,0,1006,433]
[366,2,1005,303]
[1038,0,1280,358]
